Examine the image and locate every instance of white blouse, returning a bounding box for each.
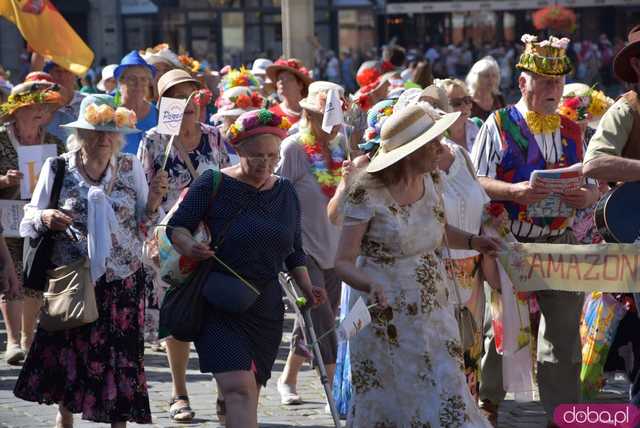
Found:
[441,142,490,260]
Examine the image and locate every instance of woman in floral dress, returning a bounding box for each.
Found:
[335,105,500,427]
[13,94,167,427]
[137,69,229,422]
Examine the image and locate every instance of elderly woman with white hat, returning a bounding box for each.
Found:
[97,64,118,95]
[13,93,168,427]
[335,105,500,427]
[137,69,229,422]
[276,81,348,404]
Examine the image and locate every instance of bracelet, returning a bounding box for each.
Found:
[467,234,475,250]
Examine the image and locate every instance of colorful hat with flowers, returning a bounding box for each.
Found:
[214,86,264,119]
[516,34,573,76]
[0,71,63,120]
[558,83,614,128]
[356,60,382,88]
[61,94,138,134]
[178,54,204,74]
[266,58,313,88]
[226,109,291,145]
[360,99,397,151]
[221,67,260,91]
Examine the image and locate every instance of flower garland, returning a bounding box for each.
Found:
[0,89,62,116]
[557,87,613,123]
[299,129,345,198]
[226,109,290,141]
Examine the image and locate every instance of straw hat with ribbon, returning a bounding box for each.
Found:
[299,81,346,114]
[613,25,640,83]
[157,69,201,100]
[366,104,460,173]
[0,72,63,121]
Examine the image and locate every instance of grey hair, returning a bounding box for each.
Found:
[465,56,501,96]
[67,129,125,156]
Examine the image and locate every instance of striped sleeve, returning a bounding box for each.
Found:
[470,112,503,178]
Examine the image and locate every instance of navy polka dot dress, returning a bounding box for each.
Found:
[168,169,306,386]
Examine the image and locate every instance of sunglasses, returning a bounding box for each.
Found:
[450,96,472,108]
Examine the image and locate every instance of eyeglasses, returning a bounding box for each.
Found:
[121,75,151,87]
[449,96,472,108]
[244,154,280,166]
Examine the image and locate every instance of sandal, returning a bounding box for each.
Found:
[169,395,195,422]
[216,399,226,425]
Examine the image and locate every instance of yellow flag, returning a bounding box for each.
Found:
[0,0,94,76]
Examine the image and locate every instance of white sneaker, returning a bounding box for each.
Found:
[5,343,24,365]
[277,381,302,405]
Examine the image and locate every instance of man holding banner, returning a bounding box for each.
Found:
[471,34,600,426]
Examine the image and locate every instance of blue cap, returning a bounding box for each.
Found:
[113,50,156,81]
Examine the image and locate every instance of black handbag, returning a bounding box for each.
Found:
[23,157,66,291]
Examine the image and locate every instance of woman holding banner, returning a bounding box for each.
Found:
[138,69,229,422]
[335,105,500,427]
[0,71,65,365]
[167,109,325,428]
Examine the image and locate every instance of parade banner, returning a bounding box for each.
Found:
[499,243,640,293]
[157,97,187,136]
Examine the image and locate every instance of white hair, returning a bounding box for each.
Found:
[519,71,566,92]
[465,56,501,97]
[67,129,125,155]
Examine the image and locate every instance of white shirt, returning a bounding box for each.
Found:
[441,142,490,259]
[471,99,584,240]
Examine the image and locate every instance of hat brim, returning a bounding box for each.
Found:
[61,121,140,135]
[0,98,62,121]
[213,107,258,120]
[158,76,201,100]
[299,98,322,113]
[230,126,287,145]
[366,112,460,173]
[266,65,312,88]
[613,42,640,83]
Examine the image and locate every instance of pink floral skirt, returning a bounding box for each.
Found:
[13,269,151,424]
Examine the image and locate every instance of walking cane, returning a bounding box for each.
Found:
[278,272,342,428]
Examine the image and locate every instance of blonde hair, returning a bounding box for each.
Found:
[67,129,125,156]
[465,56,501,96]
[434,78,470,96]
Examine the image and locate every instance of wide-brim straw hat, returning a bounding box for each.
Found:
[420,84,452,113]
[613,25,640,83]
[0,72,63,121]
[266,58,313,88]
[157,69,201,100]
[299,81,345,114]
[367,104,459,173]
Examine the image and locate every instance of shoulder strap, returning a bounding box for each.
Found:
[174,138,199,179]
[47,157,66,209]
[458,146,478,180]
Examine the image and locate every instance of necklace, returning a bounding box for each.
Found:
[299,129,345,198]
[79,152,109,184]
[280,102,301,117]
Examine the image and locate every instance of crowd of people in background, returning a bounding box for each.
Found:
[0,23,638,428]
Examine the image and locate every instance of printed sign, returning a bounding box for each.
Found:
[17,144,57,200]
[499,243,640,293]
[157,97,188,136]
[336,297,372,342]
[0,200,26,238]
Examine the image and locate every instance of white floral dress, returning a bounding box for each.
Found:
[343,172,491,428]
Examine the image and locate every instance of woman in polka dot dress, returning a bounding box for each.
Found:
[168,109,326,428]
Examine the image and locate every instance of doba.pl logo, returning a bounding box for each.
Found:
[554,404,640,427]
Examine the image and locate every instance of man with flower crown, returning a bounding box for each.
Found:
[471,34,600,427]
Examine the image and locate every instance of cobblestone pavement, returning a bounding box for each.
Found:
[0,313,631,427]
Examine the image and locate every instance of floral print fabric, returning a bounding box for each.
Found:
[343,173,491,428]
[13,269,151,424]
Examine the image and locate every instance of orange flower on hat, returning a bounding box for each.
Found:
[236,94,251,109]
[115,106,137,128]
[96,104,115,125]
[251,92,264,108]
[84,103,100,125]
